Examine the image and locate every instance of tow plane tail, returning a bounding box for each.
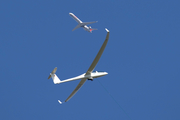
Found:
[48,67,61,84]
[89,26,97,33]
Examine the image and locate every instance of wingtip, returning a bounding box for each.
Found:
[58,100,63,104]
[105,28,109,32]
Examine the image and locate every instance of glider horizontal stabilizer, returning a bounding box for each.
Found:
[48,67,57,79]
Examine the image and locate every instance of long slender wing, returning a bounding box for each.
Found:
[65,28,109,102]
[65,78,87,102]
[86,28,110,75]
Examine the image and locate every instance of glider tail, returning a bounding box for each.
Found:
[48,67,61,84]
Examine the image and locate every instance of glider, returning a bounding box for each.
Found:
[48,28,110,103]
[69,12,97,33]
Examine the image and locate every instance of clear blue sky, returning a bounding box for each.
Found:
[1,0,180,120]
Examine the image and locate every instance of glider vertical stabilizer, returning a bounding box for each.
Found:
[52,74,61,84]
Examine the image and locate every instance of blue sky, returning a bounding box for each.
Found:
[1,0,180,120]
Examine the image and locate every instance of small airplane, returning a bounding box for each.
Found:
[48,28,110,103]
[69,12,98,33]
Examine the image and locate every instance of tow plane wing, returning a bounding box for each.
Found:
[81,21,98,26]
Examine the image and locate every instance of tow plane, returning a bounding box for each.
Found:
[48,28,110,103]
[69,13,97,33]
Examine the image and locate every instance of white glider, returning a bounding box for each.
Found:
[69,13,97,33]
[48,28,110,102]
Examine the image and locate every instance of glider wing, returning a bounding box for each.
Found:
[65,78,87,102]
[86,28,110,75]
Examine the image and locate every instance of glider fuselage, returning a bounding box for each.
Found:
[58,71,108,84]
